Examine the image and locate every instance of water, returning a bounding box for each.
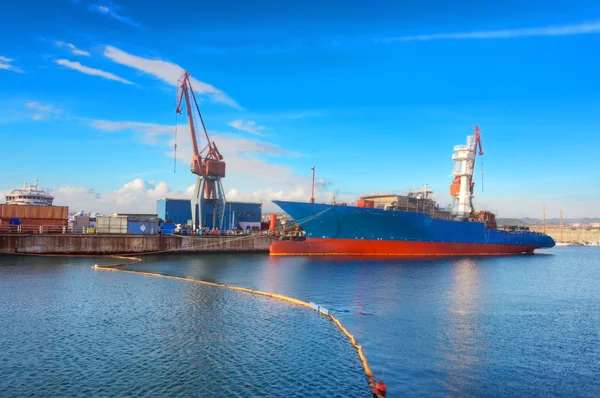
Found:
[0,256,367,397]
[2,248,600,397]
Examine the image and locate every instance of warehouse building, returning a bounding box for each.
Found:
[157,198,262,230]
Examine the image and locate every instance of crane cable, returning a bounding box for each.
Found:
[174,112,178,173]
[481,160,484,193]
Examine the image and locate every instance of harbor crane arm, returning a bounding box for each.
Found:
[175,71,225,177]
[470,125,484,194]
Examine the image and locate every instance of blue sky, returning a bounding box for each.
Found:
[1,0,599,217]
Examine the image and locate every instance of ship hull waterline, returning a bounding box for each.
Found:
[270,238,542,257]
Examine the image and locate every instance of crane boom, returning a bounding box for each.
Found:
[175,71,225,177]
[470,125,484,190]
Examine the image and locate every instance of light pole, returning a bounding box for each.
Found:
[310,166,315,204]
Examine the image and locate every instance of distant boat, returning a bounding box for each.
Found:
[555,242,572,247]
[4,179,54,206]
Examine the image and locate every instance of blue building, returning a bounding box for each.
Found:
[157,198,262,230]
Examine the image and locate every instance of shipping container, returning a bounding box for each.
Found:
[74,215,90,228]
[0,218,67,227]
[0,204,68,220]
[127,219,159,235]
[357,199,375,208]
[160,223,176,235]
[96,216,127,234]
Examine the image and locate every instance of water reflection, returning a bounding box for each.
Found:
[442,258,483,391]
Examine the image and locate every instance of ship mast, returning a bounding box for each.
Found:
[560,209,563,241]
[543,204,547,234]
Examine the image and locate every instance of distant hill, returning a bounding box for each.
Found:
[497,217,600,226]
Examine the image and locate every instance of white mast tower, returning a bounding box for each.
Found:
[450,126,484,218]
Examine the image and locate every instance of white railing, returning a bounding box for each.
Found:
[0,225,93,234]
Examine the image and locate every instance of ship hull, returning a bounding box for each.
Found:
[271,238,540,256]
[271,200,555,257]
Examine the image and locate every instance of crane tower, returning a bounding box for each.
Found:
[176,71,227,232]
[450,125,483,218]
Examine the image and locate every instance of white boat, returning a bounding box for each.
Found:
[4,179,54,206]
[555,242,572,247]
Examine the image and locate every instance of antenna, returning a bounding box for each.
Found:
[310,166,315,204]
[560,209,563,242]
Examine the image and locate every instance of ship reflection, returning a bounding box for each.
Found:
[441,258,483,391]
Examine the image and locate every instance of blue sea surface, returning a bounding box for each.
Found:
[0,255,367,397]
[125,247,600,397]
[1,247,600,397]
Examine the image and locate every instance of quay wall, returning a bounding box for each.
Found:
[530,228,600,243]
[0,234,273,255]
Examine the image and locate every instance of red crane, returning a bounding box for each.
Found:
[176,71,226,179]
[176,71,227,232]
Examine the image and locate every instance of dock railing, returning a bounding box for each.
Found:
[0,225,91,234]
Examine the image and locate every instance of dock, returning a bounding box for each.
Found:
[0,234,274,255]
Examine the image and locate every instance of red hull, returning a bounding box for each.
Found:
[270,238,541,256]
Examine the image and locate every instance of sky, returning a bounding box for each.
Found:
[1,0,599,217]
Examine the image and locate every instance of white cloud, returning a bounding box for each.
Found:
[0,177,336,215]
[25,101,52,112]
[226,186,349,212]
[228,119,265,135]
[24,101,62,121]
[86,118,314,201]
[103,46,239,107]
[0,56,24,73]
[49,179,192,214]
[55,41,90,56]
[88,119,171,144]
[382,20,600,42]
[87,118,299,158]
[55,59,134,85]
[87,2,141,28]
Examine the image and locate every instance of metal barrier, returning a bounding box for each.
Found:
[0,225,92,234]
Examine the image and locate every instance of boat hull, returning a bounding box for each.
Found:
[271,200,555,256]
[271,238,540,256]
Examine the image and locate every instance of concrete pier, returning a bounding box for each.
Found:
[0,234,273,255]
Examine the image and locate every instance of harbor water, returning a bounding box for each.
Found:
[1,247,599,396]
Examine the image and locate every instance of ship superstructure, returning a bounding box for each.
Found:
[4,179,54,206]
[450,126,483,218]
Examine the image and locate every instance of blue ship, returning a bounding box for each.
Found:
[270,200,555,256]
